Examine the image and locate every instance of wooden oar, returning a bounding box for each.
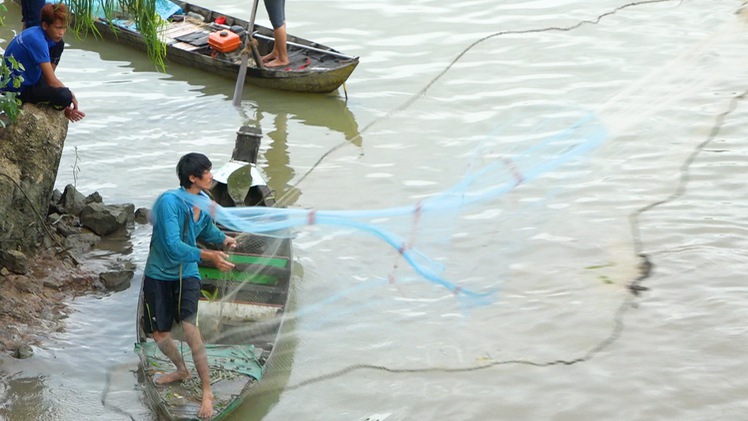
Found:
[232,0,262,106]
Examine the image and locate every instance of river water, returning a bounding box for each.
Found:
[2,0,748,420]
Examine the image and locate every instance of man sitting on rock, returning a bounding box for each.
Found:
[2,2,84,122]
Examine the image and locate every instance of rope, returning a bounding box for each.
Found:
[274,0,678,205]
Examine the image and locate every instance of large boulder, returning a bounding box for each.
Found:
[79,202,133,236]
[0,104,68,254]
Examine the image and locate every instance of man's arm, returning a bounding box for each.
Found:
[196,221,235,271]
[39,62,64,88]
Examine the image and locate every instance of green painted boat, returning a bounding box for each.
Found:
[135,126,294,420]
[87,0,359,93]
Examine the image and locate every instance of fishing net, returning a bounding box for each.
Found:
[151,107,612,419]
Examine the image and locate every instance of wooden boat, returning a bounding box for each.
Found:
[88,0,359,93]
[135,126,294,420]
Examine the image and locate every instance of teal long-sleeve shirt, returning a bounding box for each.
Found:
[144,188,226,281]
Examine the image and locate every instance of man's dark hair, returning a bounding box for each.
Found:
[41,2,68,26]
[177,153,212,188]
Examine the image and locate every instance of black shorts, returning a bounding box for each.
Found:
[141,275,201,334]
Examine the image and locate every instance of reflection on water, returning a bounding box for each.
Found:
[240,92,362,206]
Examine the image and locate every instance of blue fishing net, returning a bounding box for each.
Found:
[171,112,608,309]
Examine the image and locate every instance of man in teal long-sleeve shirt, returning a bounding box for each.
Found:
[142,152,236,419]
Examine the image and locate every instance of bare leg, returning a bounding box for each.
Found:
[263,24,289,67]
[183,322,213,419]
[153,331,192,384]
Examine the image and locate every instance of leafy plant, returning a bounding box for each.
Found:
[63,0,167,70]
[0,4,24,128]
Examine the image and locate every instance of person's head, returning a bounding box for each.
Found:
[177,153,213,189]
[41,3,67,43]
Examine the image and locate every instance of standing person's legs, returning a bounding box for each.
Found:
[142,275,212,417]
[142,275,191,383]
[262,0,289,67]
[182,321,213,418]
[176,277,213,418]
[21,0,46,28]
[271,24,288,67]
[152,330,191,383]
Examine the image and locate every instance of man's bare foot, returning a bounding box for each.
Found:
[155,370,191,385]
[261,52,277,63]
[264,58,289,67]
[197,390,214,419]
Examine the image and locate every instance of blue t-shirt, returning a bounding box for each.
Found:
[3,26,57,92]
[144,188,226,281]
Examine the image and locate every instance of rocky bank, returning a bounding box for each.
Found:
[0,104,144,358]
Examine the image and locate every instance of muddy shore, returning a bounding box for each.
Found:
[0,252,105,355]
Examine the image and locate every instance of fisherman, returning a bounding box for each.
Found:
[2,2,85,122]
[142,153,236,419]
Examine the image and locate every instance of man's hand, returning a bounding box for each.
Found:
[201,250,235,272]
[64,107,85,122]
[64,95,85,122]
[223,236,237,251]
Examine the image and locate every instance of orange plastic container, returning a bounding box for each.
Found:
[209,30,241,53]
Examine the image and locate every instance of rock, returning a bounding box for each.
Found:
[52,214,82,237]
[99,260,136,291]
[79,202,128,236]
[16,276,42,295]
[122,203,136,223]
[0,250,28,275]
[134,207,151,224]
[0,267,9,276]
[12,344,33,359]
[51,188,62,204]
[49,189,63,214]
[58,184,87,216]
[64,232,101,256]
[85,191,103,204]
[0,104,68,253]
[114,203,136,226]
